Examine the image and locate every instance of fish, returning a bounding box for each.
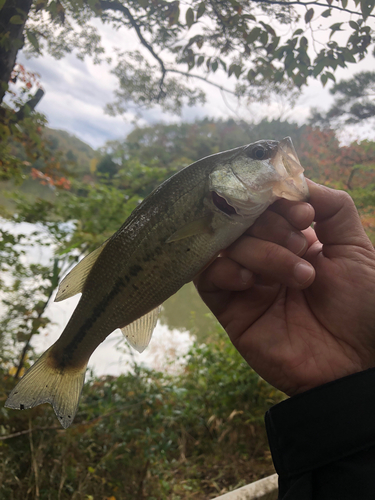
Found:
[5,137,309,428]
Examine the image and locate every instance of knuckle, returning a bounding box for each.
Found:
[337,189,355,207]
[262,241,284,264]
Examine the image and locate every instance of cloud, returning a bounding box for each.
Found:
[16,17,375,149]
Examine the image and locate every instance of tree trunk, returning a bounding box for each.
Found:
[0,0,33,105]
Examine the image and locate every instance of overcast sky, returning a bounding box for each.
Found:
[15,13,375,149]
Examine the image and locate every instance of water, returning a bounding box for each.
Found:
[1,219,218,376]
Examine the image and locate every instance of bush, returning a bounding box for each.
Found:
[0,327,283,499]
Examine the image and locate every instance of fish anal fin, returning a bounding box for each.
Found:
[121,306,161,353]
[55,241,108,302]
[5,346,87,429]
[166,216,213,243]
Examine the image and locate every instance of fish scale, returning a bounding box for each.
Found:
[5,137,309,428]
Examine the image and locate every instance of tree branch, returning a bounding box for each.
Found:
[99,0,167,99]
[251,0,375,18]
[167,68,237,96]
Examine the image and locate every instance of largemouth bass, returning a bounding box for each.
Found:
[5,137,308,428]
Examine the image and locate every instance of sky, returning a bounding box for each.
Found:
[15,10,375,149]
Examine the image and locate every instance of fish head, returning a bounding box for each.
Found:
[209,137,309,219]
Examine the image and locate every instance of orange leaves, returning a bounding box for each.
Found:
[297,127,375,190]
[10,64,42,91]
[30,168,71,190]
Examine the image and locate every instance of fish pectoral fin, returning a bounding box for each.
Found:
[5,346,87,429]
[166,216,213,243]
[55,241,109,302]
[121,306,161,353]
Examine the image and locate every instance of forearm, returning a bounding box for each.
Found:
[265,368,375,499]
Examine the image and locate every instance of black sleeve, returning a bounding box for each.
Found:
[264,368,375,499]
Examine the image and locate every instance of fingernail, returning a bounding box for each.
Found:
[287,232,306,255]
[294,262,314,284]
[240,268,253,284]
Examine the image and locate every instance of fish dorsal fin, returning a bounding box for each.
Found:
[166,216,213,243]
[121,306,161,353]
[55,241,108,302]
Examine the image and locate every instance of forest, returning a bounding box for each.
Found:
[1,0,375,498]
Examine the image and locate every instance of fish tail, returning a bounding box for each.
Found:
[5,346,87,429]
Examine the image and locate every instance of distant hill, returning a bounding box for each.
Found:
[43,128,96,177]
[0,128,96,213]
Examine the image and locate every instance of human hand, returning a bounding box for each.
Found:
[195,181,375,396]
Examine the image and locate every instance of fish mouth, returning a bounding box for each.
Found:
[271,137,309,202]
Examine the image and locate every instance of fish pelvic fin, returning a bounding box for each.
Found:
[5,347,87,429]
[121,306,161,353]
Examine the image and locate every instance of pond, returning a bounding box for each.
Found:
[1,218,220,377]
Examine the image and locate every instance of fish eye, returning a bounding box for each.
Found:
[252,146,266,160]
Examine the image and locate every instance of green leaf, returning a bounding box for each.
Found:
[293,29,304,36]
[304,8,314,23]
[233,65,241,79]
[293,73,305,87]
[219,59,226,71]
[243,13,256,21]
[321,73,328,86]
[329,22,343,38]
[196,37,203,49]
[245,27,261,44]
[197,2,205,19]
[284,51,295,70]
[138,0,149,7]
[313,60,326,77]
[168,2,180,26]
[322,9,331,17]
[0,0,6,11]
[35,0,48,12]
[361,0,374,19]
[197,55,204,67]
[342,49,356,63]
[341,0,348,7]
[186,8,194,28]
[330,22,343,31]
[10,15,24,24]
[26,30,40,53]
[326,71,335,82]
[259,21,276,36]
[349,20,359,30]
[212,61,218,72]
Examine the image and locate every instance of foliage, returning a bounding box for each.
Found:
[0,329,282,499]
[310,70,375,127]
[0,64,72,190]
[2,0,374,113]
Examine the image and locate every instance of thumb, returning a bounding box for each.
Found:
[308,180,373,250]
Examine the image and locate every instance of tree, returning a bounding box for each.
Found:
[310,70,375,127]
[0,0,34,104]
[0,0,374,113]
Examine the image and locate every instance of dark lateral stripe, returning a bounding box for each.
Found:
[58,266,143,367]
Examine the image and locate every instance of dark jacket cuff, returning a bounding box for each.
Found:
[265,368,375,478]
